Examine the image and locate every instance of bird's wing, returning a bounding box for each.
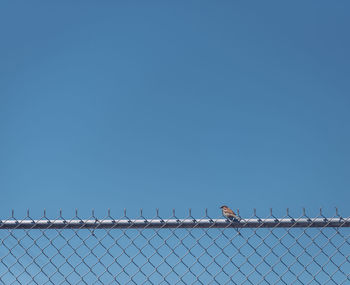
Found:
[226,208,236,216]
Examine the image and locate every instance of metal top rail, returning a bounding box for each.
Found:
[0,217,349,229]
[0,208,349,229]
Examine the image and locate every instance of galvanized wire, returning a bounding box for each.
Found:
[0,209,349,284]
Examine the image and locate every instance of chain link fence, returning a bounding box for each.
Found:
[0,209,349,284]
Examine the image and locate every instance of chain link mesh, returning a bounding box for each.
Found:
[0,210,349,284]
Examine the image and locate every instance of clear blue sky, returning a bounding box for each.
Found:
[0,1,349,219]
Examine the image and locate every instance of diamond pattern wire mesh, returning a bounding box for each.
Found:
[0,209,349,285]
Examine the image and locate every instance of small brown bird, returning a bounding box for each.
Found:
[221,205,241,235]
[220,205,240,221]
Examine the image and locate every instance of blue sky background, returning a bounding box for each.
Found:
[0,1,349,220]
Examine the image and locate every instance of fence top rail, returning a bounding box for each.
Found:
[0,217,349,230]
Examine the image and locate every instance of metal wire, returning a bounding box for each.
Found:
[0,209,349,284]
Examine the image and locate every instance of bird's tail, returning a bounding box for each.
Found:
[235,216,242,235]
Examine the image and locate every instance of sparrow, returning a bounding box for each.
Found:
[220,205,240,221]
[221,205,241,235]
